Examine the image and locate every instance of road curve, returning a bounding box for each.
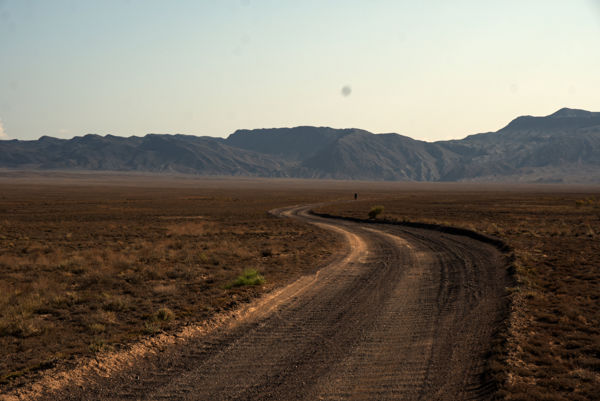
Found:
[24,204,509,401]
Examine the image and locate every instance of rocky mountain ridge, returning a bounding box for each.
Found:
[1,108,599,182]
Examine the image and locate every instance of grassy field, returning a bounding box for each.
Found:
[317,188,600,401]
[1,173,598,400]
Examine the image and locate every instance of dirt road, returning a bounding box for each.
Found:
[18,204,509,400]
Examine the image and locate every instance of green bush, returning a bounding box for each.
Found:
[225,269,265,289]
[368,205,384,219]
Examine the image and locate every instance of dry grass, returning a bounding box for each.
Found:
[0,180,344,389]
[317,190,600,400]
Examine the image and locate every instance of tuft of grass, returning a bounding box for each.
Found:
[102,295,129,312]
[0,292,46,338]
[0,318,44,338]
[88,338,112,353]
[156,307,174,322]
[143,321,161,335]
[88,323,105,334]
[141,307,175,335]
[225,269,266,289]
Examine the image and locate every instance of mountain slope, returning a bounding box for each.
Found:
[1,108,599,182]
[226,127,461,180]
[297,132,459,180]
[225,126,352,162]
[0,134,290,176]
[438,108,600,181]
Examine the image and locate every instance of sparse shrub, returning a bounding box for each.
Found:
[88,338,111,353]
[143,321,161,335]
[156,307,174,321]
[225,269,265,289]
[0,292,46,338]
[368,205,384,219]
[152,284,177,295]
[57,256,87,274]
[0,318,43,338]
[88,323,106,334]
[102,295,128,312]
[584,223,595,237]
[51,292,80,308]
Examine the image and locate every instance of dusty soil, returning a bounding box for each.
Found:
[4,203,509,400]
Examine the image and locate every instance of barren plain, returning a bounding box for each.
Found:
[1,172,598,400]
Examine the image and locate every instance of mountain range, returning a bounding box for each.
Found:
[1,108,599,183]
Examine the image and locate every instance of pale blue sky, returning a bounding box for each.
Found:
[1,0,599,141]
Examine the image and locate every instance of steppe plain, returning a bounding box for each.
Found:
[0,172,598,400]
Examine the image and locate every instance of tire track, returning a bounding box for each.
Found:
[14,204,509,401]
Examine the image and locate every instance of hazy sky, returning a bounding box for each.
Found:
[1,0,599,142]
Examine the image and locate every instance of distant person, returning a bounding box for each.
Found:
[354,193,358,200]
